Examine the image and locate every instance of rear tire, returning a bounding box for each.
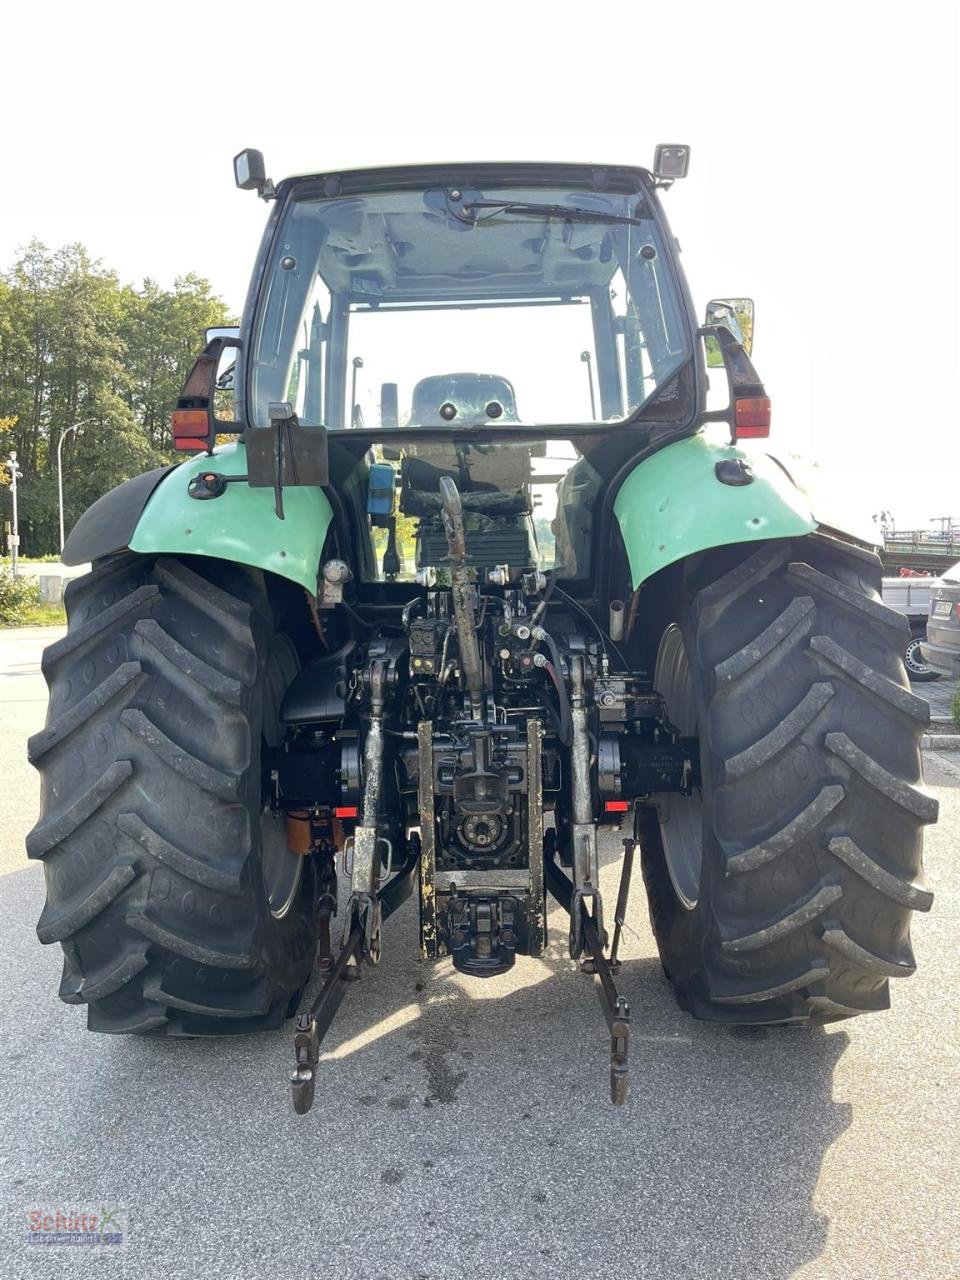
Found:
[641,537,937,1023]
[27,554,318,1036]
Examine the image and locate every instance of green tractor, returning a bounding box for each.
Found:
[29,146,936,1108]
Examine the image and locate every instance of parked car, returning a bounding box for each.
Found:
[921,561,960,677]
[882,575,940,681]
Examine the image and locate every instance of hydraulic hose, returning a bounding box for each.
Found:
[536,627,572,746]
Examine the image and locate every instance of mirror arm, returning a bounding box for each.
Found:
[171,336,243,454]
[697,325,767,442]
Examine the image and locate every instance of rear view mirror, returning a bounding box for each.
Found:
[205,325,240,345]
[213,344,241,425]
[704,298,754,368]
[170,335,242,453]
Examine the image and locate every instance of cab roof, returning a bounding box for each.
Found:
[277,161,653,202]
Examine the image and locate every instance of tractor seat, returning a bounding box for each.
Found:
[409,372,519,426]
[402,371,529,505]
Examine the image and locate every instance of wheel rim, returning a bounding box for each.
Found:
[904,635,931,677]
[262,809,302,919]
[260,636,303,920]
[653,625,702,911]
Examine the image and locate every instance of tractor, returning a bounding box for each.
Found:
[28,145,936,1108]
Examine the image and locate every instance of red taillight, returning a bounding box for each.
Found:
[334,805,359,819]
[604,799,630,813]
[171,408,210,452]
[734,397,771,439]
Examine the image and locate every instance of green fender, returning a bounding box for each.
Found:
[129,441,334,594]
[613,435,819,588]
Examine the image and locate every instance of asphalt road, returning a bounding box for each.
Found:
[2,626,960,1280]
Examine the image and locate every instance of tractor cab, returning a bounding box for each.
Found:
[242,164,697,584]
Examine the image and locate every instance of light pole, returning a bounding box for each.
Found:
[5,452,21,577]
[58,419,95,555]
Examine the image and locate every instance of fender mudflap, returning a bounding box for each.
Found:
[62,465,178,566]
[127,441,334,593]
[612,435,818,588]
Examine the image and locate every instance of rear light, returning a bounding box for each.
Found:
[171,408,211,452]
[334,805,359,819]
[604,799,630,813]
[956,603,960,622]
[734,397,771,439]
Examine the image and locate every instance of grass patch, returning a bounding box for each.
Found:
[1,602,66,628]
[0,554,64,567]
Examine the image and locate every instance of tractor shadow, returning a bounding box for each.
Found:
[275,851,853,1280]
[5,856,850,1280]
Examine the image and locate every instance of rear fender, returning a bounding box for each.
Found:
[65,442,333,594]
[613,435,832,588]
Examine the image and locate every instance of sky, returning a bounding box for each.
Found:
[2,0,957,531]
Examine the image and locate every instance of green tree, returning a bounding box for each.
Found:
[0,242,233,555]
[119,274,237,453]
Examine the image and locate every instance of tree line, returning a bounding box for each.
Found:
[0,241,234,556]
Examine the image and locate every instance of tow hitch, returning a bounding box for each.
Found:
[286,474,643,1113]
[288,830,639,1113]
